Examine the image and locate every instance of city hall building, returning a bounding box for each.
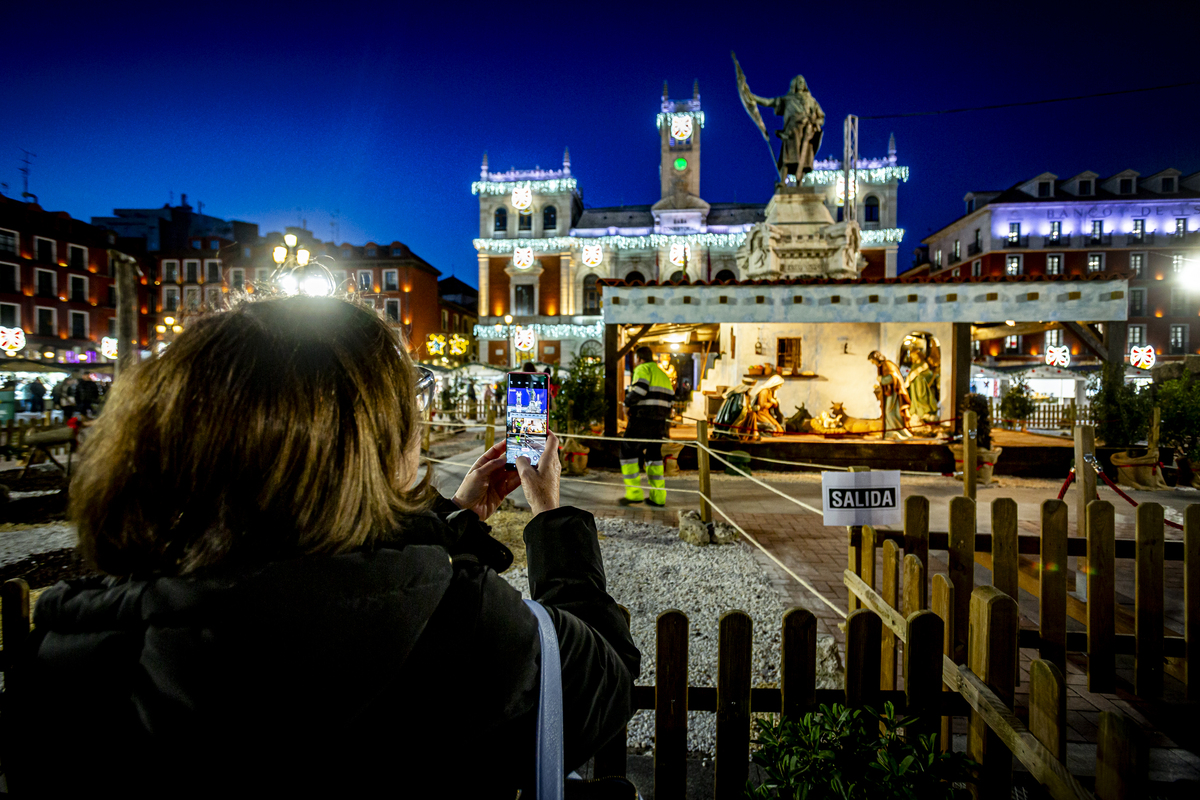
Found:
[472,82,909,366]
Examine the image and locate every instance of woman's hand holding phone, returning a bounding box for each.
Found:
[516,430,560,517]
[452,439,522,521]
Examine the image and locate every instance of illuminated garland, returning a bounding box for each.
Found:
[471,178,579,196]
[803,166,910,185]
[655,110,706,130]
[474,227,904,252]
[860,228,906,245]
[474,321,604,341]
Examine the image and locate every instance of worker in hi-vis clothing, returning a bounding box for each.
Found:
[620,345,675,507]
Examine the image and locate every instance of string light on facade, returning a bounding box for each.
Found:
[513,247,535,269]
[655,110,705,130]
[1044,345,1070,368]
[475,227,904,253]
[511,186,533,212]
[1130,345,1156,370]
[474,321,603,341]
[101,336,118,359]
[426,333,447,356]
[803,166,910,186]
[670,114,693,141]
[470,178,578,197]
[0,327,25,354]
[669,242,690,268]
[581,244,603,267]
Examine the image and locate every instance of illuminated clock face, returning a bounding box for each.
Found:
[581,245,603,267]
[669,243,690,268]
[670,114,693,141]
[513,247,535,269]
[511,186,532,211]
[673,157,688,171]
[1044,345,1070,368]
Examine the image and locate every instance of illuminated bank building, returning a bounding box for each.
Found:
[472,82,908,367]
[920,169,1200,372]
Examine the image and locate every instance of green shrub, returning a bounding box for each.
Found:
[960,393,991,451]
[1158,373,1200,461]
[1090,363,1151,448]
[999,379,1037,428]
[747,703,975,800]
[548,354,606,434]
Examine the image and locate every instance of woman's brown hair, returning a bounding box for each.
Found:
[70,296,431,576]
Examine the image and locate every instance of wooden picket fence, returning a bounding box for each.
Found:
[845,493,1197,799]
[987,398,1097,431]
[0,417,74,460]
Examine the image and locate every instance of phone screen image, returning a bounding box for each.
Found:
[506,372,550,467]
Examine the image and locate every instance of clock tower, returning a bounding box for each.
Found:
[657,80,704,206]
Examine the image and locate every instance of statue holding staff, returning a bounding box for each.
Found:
[732,52,826,182]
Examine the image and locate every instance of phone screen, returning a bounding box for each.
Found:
[506,372,550,467]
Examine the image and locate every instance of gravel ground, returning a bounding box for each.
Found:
[0,521,75,568]
[501,517,801,757]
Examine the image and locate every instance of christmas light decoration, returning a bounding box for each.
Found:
[670,114,693,141]
[511,186,532,211]
[427,333,447,356]
[860,228,906,245]
[471,178,578,197]
[669,242,690,267]
[1045,345,1070,368]
[449,334,469,355]
[1130,345,1156,370]
[834,175,857,207]
[581,244,603,267]
[474,321,604,341]
[803,166,910,186]
[514,327,537,352]
[655,110,705,130]
[475,229,906,255]
[101,336,118,359]
[0,327,25,354]
[513,247,535,269]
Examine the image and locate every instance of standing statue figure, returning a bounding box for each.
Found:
[733,53,825,182]
[868,351,912,440]
[903,349,940,429]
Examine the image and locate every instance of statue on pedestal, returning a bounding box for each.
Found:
[868,351,912,440]
[733,53,825,181]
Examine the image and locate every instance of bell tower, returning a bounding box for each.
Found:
[658,80,703,205]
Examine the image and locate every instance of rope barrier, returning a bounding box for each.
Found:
[1080,455,1185,531]
[422,451,847,619]
[690,441,824,517]
[1057,469,1074,501]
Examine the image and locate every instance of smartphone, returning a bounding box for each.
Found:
[506,372,550,468]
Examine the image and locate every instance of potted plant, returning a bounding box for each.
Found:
[549,354,606,475]
[747,703,975,799]
[1157,372,1200,488]
[1092,364,1162,489]
[948,393,1002,484]
[999,378,1036,432]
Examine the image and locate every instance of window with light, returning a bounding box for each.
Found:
[1087,254,1103,273]
[1049,221,1061,240]
[1004,335,1019,352]
[1044,329,1062,348]
[1177,218,1187,235]
[1006,256,1020,276]
[1131,253,1144,277]
[1008,223,1020,243]
[1128,326,1146,347]
[1091,221,1103,240]
[1046,254,1062,275]
[1170,325,1188,355]
[1173,253,1185,273]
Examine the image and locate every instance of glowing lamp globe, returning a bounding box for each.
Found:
[284,233,298,247]
[297,249,311,266]
[273,246,288,264]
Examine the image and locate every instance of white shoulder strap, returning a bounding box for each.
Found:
[523,599,564,800]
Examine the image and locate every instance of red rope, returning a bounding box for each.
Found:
[1057,469,1074,500]
[1095,468,1184,530]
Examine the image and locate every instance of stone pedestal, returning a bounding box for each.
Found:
[737,186,863,280]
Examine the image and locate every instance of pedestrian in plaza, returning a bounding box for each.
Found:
[1,296,640,796]
[75,373,100,417]
[59,377,78,420]
[25,378,45,413]
[620,345,675,507]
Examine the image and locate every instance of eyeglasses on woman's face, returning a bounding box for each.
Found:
[414,366,436,413]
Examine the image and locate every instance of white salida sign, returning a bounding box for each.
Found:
[820,470,901,527]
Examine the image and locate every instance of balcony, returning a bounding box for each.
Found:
[1165,230,1196,243]
[70,293,87,304]
[1126,232,1153,246]
[967,242,983,256]
[1086,233,1112,246]
[1003,235,1028,249]
[948,252,962,265]
[1042,234,1069,248]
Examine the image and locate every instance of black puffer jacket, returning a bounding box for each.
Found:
[2,501,640,797]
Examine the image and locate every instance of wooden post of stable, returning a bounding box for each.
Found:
[1135,502,1164,699]
[484,403,496,450]
[904,609,944,742]
[963,409,978,501]
[697,419,712,524]
[845,609,882,709]
[861,525,878,599]
[931,574,955,753]
[846,466,870,613]
[715,611,753,799]
[1039,499,1069,677]
[1074,425,1098,598]
[1095,712,1147,800]
[1029,659,1067,763]
[967,586,1019,800]
[1087,500,1116,693]
[991,498,1019,602]
[1185,504,1199,702]
[781,608,817,721]
[881,540,900,691]
[949,496,976,665]
[655,610,689,800]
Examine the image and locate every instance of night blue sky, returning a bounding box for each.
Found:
[4,1,1199,286]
